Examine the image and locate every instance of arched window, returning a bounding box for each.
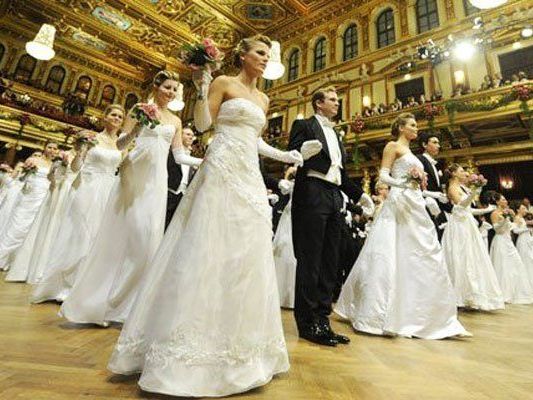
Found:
[44,65,66,94]
[416,0,439,33]
[0,44,5,65]
[377,9,395,49]
[125,93,139,111]
[99,84,116,107]
[313,37,326,72]
[463,0,479,16]
[74,75,92,100]
[288,49,299,82]
[343,24,358,61]
[13,54,36,83]
[263,78,273,91]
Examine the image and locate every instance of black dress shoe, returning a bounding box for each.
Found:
[319,322,351,344]
[299,324,339,347]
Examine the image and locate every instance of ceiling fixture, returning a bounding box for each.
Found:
[468,0,507,9]
[263,41,285,80]
[521,26,533,38]
[168,83,185,112]
[26,24,56,60]
[453,41,476,61]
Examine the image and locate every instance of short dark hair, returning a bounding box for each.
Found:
[311,86,336,113]
[418,131,440,147]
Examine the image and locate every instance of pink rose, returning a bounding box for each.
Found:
[140,104,160,120]
[205,45,219,59]
[202,38,214,47]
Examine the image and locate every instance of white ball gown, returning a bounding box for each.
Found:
[490,217,533,304]
[0,177,23,231]
[441,188,504,310]
[513,219,533,288]
[6,162,77,283]
[31,147,122,303]
[0,167,50,272]
[272,180,296,308]
[108,98,289,397]
[335,152,468,339]
[59,124,174,324]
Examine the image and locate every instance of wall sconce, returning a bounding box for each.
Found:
[362,95,371,107]
[500,178,514,189]
[296,113,304,120]
[454,70,465,86]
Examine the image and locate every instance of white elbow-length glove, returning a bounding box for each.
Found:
[300,140,323,160]
[172,148,203,167]
[258,138,303,165]
[378,168,408,189]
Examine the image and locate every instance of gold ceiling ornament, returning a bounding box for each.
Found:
[201,21,240,49]
[156,0,187,17]
[182,6,212,28]
[26,23,56,61]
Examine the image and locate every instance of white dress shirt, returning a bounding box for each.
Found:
[168,149,191,195]
[423,152,440,187]
[307,114,342,186]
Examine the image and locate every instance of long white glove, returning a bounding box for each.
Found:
[358,193,375,218]
[422,190,448,203]
[425,197,441,217]
[300,140,322,160]
[172,148,202,167]
[458,187,481,207]
[278,179,294,195]
[471,205,496,216]
[512,224,530,234]
[192,70,213,132]
[258,138,303,165]
[267,193,279,205]
[378,168,408,189]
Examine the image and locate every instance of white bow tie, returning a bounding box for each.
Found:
[425,154,437,166]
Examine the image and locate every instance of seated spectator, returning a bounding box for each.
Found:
[518,71,528,82]
[480,75,494,91]
[419,94,426,104]
[377,103,386,114]
[492,72,503,88]
[362,106,372,117]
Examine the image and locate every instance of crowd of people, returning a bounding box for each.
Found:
[0,34,532,398]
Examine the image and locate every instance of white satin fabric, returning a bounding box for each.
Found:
[490,218,533,304]
[59,124,173,324]
[515,220,533,285]
[8,164,77,283]
[442,190,504,310]
[31,147,121,303]
[1,168,50,273]
[108,98,289,397]
[335,152,468,339]
[273,182,296,308]
[0,178,24,239]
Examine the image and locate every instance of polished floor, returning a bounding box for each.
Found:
[1,276,532,400]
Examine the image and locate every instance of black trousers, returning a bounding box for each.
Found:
[333,223,360,302]
[165,191,183,231]
[292,178,344,333]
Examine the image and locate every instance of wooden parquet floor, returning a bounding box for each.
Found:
[1,277,533,400]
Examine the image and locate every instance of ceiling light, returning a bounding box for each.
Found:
[468,0,507,9]
[454,41,476,61]
[26,24,56,60]
[521,26,533,38]
[404,73,411,80]
[512,41,522,49]
[263,41,285,80]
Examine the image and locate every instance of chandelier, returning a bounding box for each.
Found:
[468,0,507,9]
[263,41,285,80]
[26,24,56,60]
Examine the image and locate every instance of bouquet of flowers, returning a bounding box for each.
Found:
[350,117,365,134]
[502,208,514,221]
[513,84,531,102]
[53,150,70,167]
[21,159,37,176]
[74,131,98,148]
[467,173,487,188]
[0,163,12,173]
[178,38,224,71]
[404,167,428,190]
[131,103,160,129]
[423,103,444,120]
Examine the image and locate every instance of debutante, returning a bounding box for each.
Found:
[108,35,301,397]
[335,113,470,339]
[32,105,125,303]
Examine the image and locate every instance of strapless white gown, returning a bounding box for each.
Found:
[441,190,504,310]
[273,183,296,308]
[31,147,122,303]
[335,152,468,339]
[0,178,24,237]
[1,167,50,273]
[490,218,533,304]
[7,162,78,283]
[108,98,289,397]
[515,220,533,285]
[59,125,174,324]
